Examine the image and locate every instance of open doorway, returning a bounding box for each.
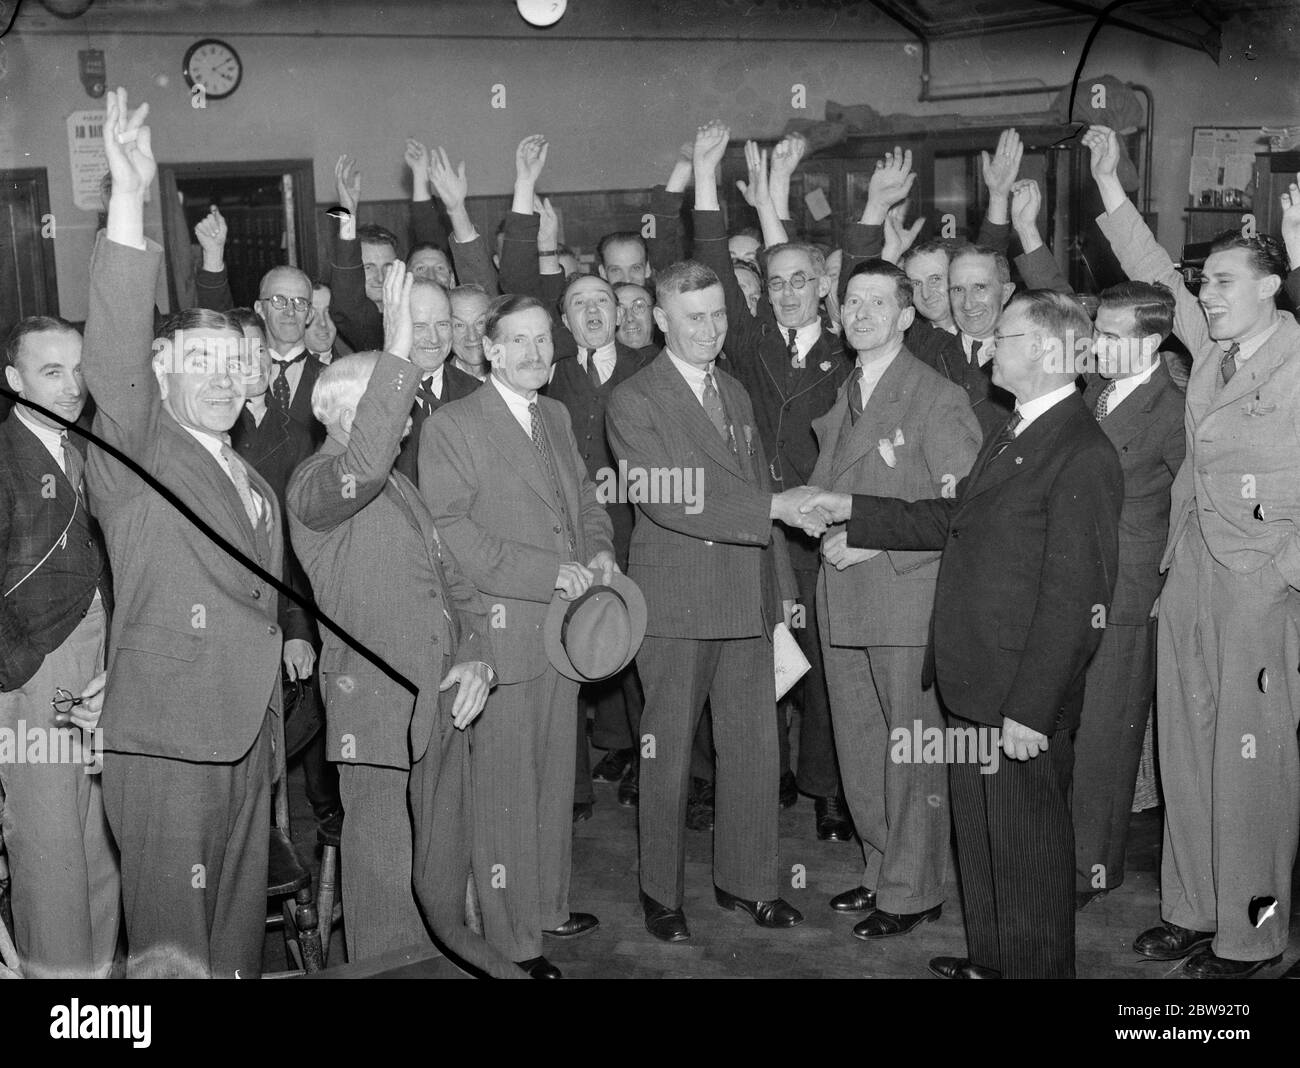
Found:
[157,159,317,312]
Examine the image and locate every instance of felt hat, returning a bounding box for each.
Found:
[544,572,647,683]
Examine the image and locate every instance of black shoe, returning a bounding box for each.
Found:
[572,801,594,824]
[685,777,714,831]
[592,747,634,783]
[1075,888,1109,912]
[829,885,877,913]
[314,805,344,849]
[617,760,639,807]
[516,955,562,979]
[853,905,941,940]
[1183,948,1282,979]
[714,886,804,928]
[779,769,799,809]
[1134,921,1214,961]
[814,795,854,841]
[544,912,600,938]
[640,891,690,942]
[928,956,1001,979]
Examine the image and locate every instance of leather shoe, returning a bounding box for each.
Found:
[617,760,639,807]
[928,956,1001,979]
[641,891,690,942]
[814,794,854,841]
[1134,921,1214,961]
[1183,948,1282,979]
[714,886,804,928]
[592,747,634,783]
[1075,888,1109,912]
[544,912,599,938]
[829,885,877,913]
[685,777,714,831]
[853,904,941,940]
[572,801,593,824]
[516,955,562,979]
[779,769,799,809]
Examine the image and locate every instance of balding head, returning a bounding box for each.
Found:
[311,352,390,443]
[256,266,314,353]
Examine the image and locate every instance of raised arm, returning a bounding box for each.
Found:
[976,128,1021,252]
[428,145,499,294]
[327,154,384,352]
[736,140,789,248]
[840,147,913,301]
[193,206,234,311]
[405,138,451,251]
[1010,179,1072,293]
[648,140,692,269]
[767,132,806,230]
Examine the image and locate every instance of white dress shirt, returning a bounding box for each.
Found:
[853,348,901,411]
[1013,382,1078,436]
[1103,359,1160,413]
[782,321,823,367]
[1230,315,1281,367]
[14,407,67,471]
[578,341,618,385]
[665,348,715,405]
[489,373,537,434]
[961,332,994,366]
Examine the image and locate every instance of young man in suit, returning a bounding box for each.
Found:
[420,293,615,980]
[287,264,512,974]
[1010,182,1188,909]
[305,282,341,365]
[1089,124,1300,979]
[607,258,818,943]
[690,120,854,839]
[85,90,285,978]
[803,290,1123,979]
[0,317,118,978]
[809,260,981,940]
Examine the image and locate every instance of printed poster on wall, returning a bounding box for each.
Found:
[67,109,107,211]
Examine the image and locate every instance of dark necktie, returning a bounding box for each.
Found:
[969,338,983,365]
[702,372,731,446]
[61,431,85,502]
[989,410,1023,461]
[270,350,308,412]
[586,349,602,388]
[1093,381,1117,420]
[787,328,801,368]
[529,402,577,557]
[846,366,864,426]
[1219,342,1241,386]
[417,375,440,414]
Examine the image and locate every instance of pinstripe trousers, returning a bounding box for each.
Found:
[949,717,1076,978]
[637,634,780,908]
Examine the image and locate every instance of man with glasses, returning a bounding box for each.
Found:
[255,267,327,445]
[1,316,118,978]
[614,282,658,361]
[690,120,854,841]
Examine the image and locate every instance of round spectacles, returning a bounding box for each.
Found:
[766,273,812,295]
[621,299,651,314]
[265,295,311,313]
[52,687,87,716]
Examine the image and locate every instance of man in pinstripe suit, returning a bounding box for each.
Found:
[607,260,815,942]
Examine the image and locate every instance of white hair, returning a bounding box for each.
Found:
[311,352,380,426]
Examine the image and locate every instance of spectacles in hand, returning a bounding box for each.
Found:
[52,687,87,717]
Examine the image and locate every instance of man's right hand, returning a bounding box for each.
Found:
[194,206,228,272]
[1010,178,1043,254]
[798,489,852,525]
[556,561,595,600]
[382,261,415,360]
[335,154,361,214]
[103,87,155,199]
[516,134,549,186]
[404,138,431,197]
[863,147,915,226]
[1082,125,1126,213]
[429,146,469,215]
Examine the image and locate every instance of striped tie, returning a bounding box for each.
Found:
[702,372,730,444]
[989,411,1023,460]
[846,367,864,425]
[61,431,85,502]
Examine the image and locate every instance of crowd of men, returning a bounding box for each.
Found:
[3,84,1300,980]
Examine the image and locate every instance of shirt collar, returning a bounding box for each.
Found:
[488,371,537,419]
[665,347,714,390]
[1233,314,1282,363]
[1014,382,1078,433]
[269,342,307,362]
[13,406,67,458]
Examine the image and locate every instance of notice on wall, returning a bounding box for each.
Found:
[1189,127,1263,206]
[67,109,107,211]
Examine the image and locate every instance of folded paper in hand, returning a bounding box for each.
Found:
[774,621,811,701]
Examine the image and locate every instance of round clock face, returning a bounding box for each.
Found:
[183,39,242,100]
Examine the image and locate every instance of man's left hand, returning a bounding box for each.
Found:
[440,661,492,730]
[282,639,316,681]
[587,550,619,587]
[1001,717,1049,761]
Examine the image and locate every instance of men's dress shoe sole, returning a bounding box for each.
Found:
[516,956,563,979]
[640,893,690,943]
[853,905,942,940]
[714,887,804,929]
[1134,924,1215,961]
[829,886,877,913]
[544,912,600,938]
[928,956,1001,980]
[1182,950,1282,979]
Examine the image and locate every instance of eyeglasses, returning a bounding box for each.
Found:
[52,687,86,717]
[620,299,651,314]
[264,295,311,313]
[766,273,813,295]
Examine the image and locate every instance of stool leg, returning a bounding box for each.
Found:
[294,886,324,973]
[317,844,338,967]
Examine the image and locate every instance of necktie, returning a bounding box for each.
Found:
[1094,381,1117,420]
[417,375,440,414]
[787,329,802,368]
[1219,342,1241,386]
[586,349,602,388]
[220,443,261,529]
[270,351,308,412]
[702,372,731,446]
[846,366,864,426]
[528,402,577,556]
[989,410,1023,461]
[969,338,983,365]
[61,431,85,502]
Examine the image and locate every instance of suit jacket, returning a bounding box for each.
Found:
[271,352,327,446]
[847,391,1122,735]
[0,414,113,691]
[419,380,614,685]
[287,354,493,770]
[810,350,981,647]
[606,351,797,640]
[394,362,482,485]
[1099,200,1300,587]
[83,237,283,762]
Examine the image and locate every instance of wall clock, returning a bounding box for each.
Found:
[183,38,243,100]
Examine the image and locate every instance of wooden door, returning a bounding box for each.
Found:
[0,169,59,339]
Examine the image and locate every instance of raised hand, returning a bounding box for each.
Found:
[735,140,771,209]
[103,87,155,198]
[863,146,915,225]
[334,154,361,214]
[535,195,559,248]
[980,128,1024,201]
[515,134,549,186]
[882,202,925,264]
[429,145,468,213]
[404,138,431,197]
[1082,125,1121,182]
[1280,174,1300,264]
[769,132,807,183]
[1010,178,1042,235]
[194,206,228,270]
[693,120,731,177]
[381,261,415,360]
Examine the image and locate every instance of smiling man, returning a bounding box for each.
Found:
[449,284,492,380]
[614,281,658,359]
[254,265,326,442]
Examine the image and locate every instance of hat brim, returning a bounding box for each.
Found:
[544,571,647,683]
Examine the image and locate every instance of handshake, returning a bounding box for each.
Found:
[770,487,853,537]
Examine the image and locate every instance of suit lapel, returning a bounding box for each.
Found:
[160,416,260,556]
[650,354,746,479]
[828,353,911,483]
[5,417,78,525]
[1205,331,1289,416]
[961,392,1080,503]
[1095,363,1172,452]
[479,382,563,518]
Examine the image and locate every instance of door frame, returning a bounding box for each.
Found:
[1,167,60,320]
[157,158,317,311]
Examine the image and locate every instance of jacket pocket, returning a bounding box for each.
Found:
[114,622,202,663]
